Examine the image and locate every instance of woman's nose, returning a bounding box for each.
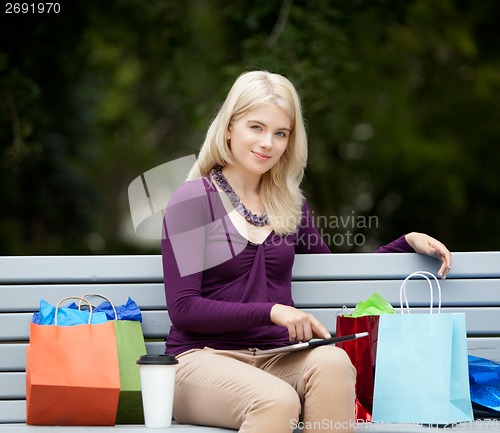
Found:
[260,133,273,148]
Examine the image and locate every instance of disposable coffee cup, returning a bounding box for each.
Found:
[137,354,179,428]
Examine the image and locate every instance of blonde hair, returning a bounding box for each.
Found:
[187,70,308,235]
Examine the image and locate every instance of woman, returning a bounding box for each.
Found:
[161,70,451,432]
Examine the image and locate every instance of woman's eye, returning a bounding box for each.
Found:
[250,125,262,130]
[276,131,287,138]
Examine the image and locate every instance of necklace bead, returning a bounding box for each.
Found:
[211,165,269,227]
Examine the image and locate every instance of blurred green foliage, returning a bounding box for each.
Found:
[0,0,499,254]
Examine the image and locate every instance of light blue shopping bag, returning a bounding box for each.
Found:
[372,271,473,425]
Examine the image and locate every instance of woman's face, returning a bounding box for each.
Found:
[226,104,291,177]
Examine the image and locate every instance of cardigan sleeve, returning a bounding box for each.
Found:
[294,200,331,254]
[375,234,414,253]
[293,201,414,254]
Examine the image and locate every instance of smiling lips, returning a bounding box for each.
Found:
[252,151,271,160]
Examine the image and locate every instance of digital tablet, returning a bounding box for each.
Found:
[253,332,369,355]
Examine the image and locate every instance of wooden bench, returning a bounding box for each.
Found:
[1,251,500,432]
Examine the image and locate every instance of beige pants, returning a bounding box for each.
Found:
[173,345,356,433]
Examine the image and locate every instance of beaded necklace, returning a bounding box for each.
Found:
[211,165,269,227]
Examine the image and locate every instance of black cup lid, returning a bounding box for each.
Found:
[137,354,179,365]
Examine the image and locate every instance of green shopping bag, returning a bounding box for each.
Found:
[82,295,146,424]
[114,319,146,424]
[372,272,473,425]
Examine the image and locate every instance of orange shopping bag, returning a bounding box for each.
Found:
[26,297,120,425]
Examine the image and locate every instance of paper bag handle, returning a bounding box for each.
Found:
[337,305,351,317]
[79,293,118,320]
[55,296,93,325]
[399,271,442,314]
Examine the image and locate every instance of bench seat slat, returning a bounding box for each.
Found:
[0,401,230,430]
[0,419,497,433]
[468,338,500,361]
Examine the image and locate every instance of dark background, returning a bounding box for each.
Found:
[1,0,499,255]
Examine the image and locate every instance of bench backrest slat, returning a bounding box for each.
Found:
[292,252,500,280]
[3,278,500,314]
[1,252,499,284]
[0,255,164,284]
[292,279,500,307]
[0,283,166,313]
[0,311,172,342]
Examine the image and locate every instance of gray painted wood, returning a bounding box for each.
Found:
[0,419,232,432]
[0,311,171,342]
[0,401,25,425]
[2,306,500,342]
[0,255,164,284]
[3,339,500,374]
[468,338,500,361]
[292,251,500,280]
[3,338,500,402]
[0,342,165,371]
[0,373,24,399]
[3,278,500,313]
[0,420,499,432]
[0,278,500,313]
[292,278,500,307]
[1,252,499,284]
[2,252,500,429]
[0,283,166,313]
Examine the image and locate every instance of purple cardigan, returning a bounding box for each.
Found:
[161,177,412,356]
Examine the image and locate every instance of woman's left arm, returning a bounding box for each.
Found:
[375,232,451,279]
[404,232,452,279]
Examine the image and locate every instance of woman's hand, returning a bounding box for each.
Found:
[405,232,452,279]
[270,304,331,342]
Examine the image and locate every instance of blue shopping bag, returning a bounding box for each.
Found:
[468,355,500,415]
[372,271,473,425]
